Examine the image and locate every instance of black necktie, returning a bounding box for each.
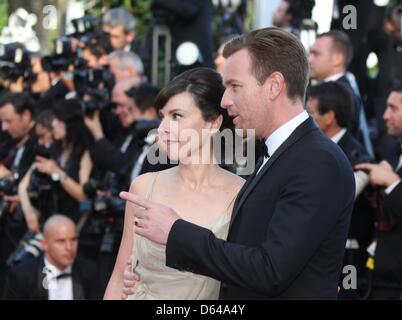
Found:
[56,273,72,280]
[256,139,269,159]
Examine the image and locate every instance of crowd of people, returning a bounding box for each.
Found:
[0,0,402,300]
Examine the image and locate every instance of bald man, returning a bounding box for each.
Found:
[3,215,100,300]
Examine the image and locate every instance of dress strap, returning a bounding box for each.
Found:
[144,172,159,200]
[225,193,238,214]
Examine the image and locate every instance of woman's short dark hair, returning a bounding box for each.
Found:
[154,67,233,131]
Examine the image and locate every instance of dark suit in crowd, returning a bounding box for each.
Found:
[2,255,100,300]
[370,141,402,299]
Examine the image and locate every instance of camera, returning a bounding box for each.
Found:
[0,43,33,82]
[79,87,112,117]
[41,38,82,73]
[0,177,18,218]
[0,177,17,196]
[28,145,53,199]
[70,15,98,42]
[80,173,125,254]
[82,174,125,216]
[74,67,115,117]
[7,232,43,267]
[74,67,114,95]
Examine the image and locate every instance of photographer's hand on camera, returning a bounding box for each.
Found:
[84,110,105,141]
[2,194,20,214]
[33,156,65,179]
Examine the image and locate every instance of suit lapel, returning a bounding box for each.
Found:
[72,263,85,300]
[229,117,318,230]
[35,258,49,300]
[390,142,401,170]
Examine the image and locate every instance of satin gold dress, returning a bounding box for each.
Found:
[127,173,235,300]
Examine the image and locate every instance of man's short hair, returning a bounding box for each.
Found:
[223,27,309,101]
[391,80,402,94]
[317,30,353,68]
[109,50,144,74]
[102,8,136,33]
[126,83,159,113]
[0,91,36,116]
[308,81,354,128]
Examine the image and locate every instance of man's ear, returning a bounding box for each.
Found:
[331,52,344,69]
[126,32,135,43]
[323,110,336,126]
[21,109,33,124]
[267,72,285,100]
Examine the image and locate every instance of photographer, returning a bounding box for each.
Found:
[272,0,316,35]
[79,82,162,292]
[18,110,54,234]
[81,32,113,69]
[83,78,143,179]
[29,54,52,102]
[0,92,37,289]
[0,43,33,93]
[307,82,377,299]
[102,8,136,52]
[0,92,37,198]
[19,99,92,225]
[108,50,145,83]
[37,47,75,113]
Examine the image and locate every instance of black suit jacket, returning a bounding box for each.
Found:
[89,128,143,176]
[2,256,100,300]
[166,117,355,299]
[372,142,402,288]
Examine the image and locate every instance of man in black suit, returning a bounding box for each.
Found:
[307,81,376,298]
[308,30,372,154]
[120,28,355,299]
[0,92,38,290]
[3,215,100,299]
[355,83,402,299]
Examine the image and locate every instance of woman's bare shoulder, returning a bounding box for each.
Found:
[129,168,177,195]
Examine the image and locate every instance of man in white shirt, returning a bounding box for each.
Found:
[3,215,100,299]
[309,30,372,153]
